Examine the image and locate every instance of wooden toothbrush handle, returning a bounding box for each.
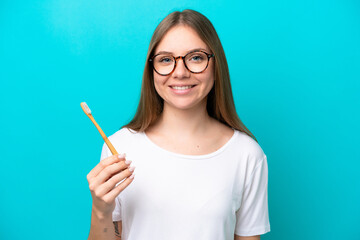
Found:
[88,114,118,155]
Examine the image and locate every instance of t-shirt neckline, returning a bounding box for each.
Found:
[142,129,238,159]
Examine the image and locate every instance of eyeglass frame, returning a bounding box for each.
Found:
[149,50,215,76]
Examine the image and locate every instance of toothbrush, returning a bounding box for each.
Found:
[80,102,118,155]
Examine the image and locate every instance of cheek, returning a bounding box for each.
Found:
[207,78,215,93]
[153,75,167,96]
[205,69,215,89]
[205,61,215,82]
[202,73,215,96]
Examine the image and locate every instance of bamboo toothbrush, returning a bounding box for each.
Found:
[80,102,118,155]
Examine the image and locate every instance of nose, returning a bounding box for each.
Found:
[172,57,190,79]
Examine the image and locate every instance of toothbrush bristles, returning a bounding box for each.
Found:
[81,102,91,114]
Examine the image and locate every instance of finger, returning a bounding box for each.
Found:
[95,166,135,197]
[103,173,135,202]
[87,154,124,180]
[90,160,131,190]
[87,153,125,181]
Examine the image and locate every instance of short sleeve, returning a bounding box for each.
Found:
[99,143,122,221]
[235,155,270,236]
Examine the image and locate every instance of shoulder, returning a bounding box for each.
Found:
[234,130,265,157]
[108,127,141,142]
[101,127,143,156]
[210,119,266,163]
[231,130,267,167]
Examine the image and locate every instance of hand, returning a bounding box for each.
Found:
[87,153,135,218]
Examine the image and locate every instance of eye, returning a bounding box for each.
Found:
[160,58,170,62]
[191,55,203,61]
[187,52,206,62]
[158,56,173,63]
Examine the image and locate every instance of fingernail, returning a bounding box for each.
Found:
[118,153,125,159]
[129,173,135,179]
[129,166,135,172]
[125,159,132,165]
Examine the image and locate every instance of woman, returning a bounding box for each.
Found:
[87,9,270,240]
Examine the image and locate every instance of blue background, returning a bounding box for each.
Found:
[1,0,359,239]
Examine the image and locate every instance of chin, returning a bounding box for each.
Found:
[166,99,206,111]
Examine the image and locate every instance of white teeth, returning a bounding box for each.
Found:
[172,85,193,90]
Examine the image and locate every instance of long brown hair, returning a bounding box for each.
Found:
[122,9,257,142]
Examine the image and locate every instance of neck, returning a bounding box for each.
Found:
[152,101,213,137]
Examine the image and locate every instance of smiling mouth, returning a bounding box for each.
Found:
[170,85,196,90]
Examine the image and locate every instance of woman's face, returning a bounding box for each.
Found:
[153,25,215,111]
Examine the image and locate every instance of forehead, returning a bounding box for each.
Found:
[155,25,210,55]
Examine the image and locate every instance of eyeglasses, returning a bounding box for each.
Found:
[149,50,215,76]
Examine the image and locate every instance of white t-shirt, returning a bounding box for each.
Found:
[100,128,270,239]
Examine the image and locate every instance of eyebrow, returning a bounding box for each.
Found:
[155,48,209,55]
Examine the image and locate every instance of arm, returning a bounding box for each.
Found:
[87,153,133,240]
[234,235,260,240]
[88,209,119,240]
